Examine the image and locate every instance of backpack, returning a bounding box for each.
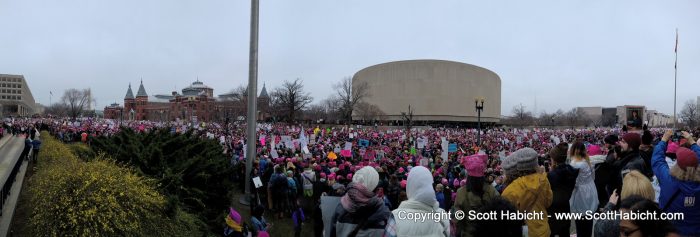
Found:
[272,175,288,195]
[287,178,297,196]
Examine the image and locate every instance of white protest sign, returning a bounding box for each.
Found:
[253,177,263,188]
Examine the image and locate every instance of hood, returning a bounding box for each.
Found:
[406,166,438,207]
[508,173,550,202]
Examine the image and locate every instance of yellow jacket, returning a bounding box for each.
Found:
[502,172,553,237]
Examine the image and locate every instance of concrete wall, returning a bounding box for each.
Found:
[352,60,501,122]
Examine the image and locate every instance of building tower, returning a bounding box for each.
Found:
[257,83,270,120]
[124,83,135,120]
[135,79,149,120]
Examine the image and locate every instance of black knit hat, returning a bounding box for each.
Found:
[604,135,619,145]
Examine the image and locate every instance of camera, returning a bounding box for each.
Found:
[672,130,683,142]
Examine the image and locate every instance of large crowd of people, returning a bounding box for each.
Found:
[2,117,699,237]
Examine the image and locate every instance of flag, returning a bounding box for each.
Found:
[675,29,678,53]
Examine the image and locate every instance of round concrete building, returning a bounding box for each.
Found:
[352,60,501,124]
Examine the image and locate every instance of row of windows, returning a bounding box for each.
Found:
[0,95,21,100]
[0,83,21,88]
[0,77,22,82]
[1,89,21,94]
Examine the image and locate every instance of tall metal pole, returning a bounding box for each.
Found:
[673,28,678,129]
[477,109,481,146]
[242,0,259,206]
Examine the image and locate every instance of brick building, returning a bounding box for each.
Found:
[104,79,270,122]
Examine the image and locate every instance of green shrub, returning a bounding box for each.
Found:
[91,128,234,231]
[29,132,204,237]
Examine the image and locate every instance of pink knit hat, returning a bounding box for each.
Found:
[400,180,407,189]
[464,154,486,177]
[441,178,448,186]
[320,173,327,179]
[228,208,241,224]
[398,167,405,173]
[667,142,680,154]
[587,145,603,156]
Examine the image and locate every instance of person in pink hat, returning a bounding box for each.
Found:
[454,154,498,237]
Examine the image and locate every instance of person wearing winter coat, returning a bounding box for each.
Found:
[610,133,650,194]
[454,154,498,237]
[387,166,450,237]
[302,167,316,198]
[546,142,578,237]
[330,166,391,237]
[653,131,700,236]
[502,148,553,237]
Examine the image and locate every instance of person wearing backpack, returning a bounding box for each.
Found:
[653,131,700,236]
[302,166,316,198]
[268,166,288,219]
[287,170,298,214]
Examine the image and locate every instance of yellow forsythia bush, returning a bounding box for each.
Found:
[27,132,196,236]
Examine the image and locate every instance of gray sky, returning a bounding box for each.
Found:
[1,0,698,116]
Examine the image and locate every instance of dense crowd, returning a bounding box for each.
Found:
[2,117,699,237]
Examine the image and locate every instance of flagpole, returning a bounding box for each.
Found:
[673,28,678,129]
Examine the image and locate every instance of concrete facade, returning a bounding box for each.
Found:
[0,74,36,117]
[352,60,501,123]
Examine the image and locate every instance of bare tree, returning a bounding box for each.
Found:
[511,104,534,127]
[334,77,370,122]
[356,102,385,122]
[270,78,313,122]
[61,88,93,120]
[44,103,70,118]
[680,100,699,129]
[401,105,414,133]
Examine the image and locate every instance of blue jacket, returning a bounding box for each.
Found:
[32,139,42,150]
[436,192,446,210]
[652,141,700,236]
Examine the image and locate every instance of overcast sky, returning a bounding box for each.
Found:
[1,0,698,116]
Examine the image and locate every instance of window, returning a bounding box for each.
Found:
[18,85,21,88]
[1,95,4,99]
[17,96,20,100]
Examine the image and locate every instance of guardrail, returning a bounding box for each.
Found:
[0,137,25,216]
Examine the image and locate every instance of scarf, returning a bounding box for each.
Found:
[225,215,242,232]
[341,182,382,213]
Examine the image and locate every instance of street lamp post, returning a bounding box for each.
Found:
[475,98,485,147]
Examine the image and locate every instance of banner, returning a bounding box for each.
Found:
[321,196,342,237]
[417,137,426,149]
[259,135,266,146]
[448,143,458,153]
[344,142,353,150]
[359,139,370,147]
[341,150,352,157]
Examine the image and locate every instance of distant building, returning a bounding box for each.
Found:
[581,105,671,128]
[0,74,36,117]
[352,59,501,124]
[104,79,270,122]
